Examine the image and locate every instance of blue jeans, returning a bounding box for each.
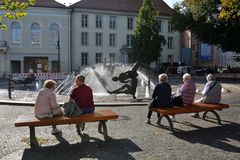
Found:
[80,107,95,115]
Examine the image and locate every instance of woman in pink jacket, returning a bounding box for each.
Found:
[171,73,196,121]
[34,80,63,135]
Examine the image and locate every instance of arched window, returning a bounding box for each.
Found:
[49,23,59,47]
[31,23,41,46]
[11,22,21,45]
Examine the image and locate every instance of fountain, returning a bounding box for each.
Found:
[55,63,156,101]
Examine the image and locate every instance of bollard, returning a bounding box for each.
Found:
[8,75,14,99]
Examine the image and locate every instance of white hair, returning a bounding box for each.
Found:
[206,74,215,81]
[158,74,168,82]
[183,73,191,81]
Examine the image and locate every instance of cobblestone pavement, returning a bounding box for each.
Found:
[0,78,240,160]
[0,100,240,159]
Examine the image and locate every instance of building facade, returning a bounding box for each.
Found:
[1,3,71,77]
[218,49,240,68]
[0,0,181,77]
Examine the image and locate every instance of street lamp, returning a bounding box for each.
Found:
[56,31,61,72]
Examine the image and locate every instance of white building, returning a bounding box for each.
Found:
[1,1,71,77]
[70,0,180,71]
[218,49,240,68]
[0,0,181,77]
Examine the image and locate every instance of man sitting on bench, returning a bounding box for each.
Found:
[191,74,222,118]
[69,75,95,134]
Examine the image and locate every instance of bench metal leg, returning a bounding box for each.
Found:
[202,110,221,124]
[157,115,174,131]
[98,121,109,139]
[29,127,38,148]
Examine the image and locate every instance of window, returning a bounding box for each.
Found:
[127,17,133,30]
[109,16,116,29]
[81,52,88,65]
[168,55,173,63]
[109,33,116,46]
[31,23,41,47]
[96,32,102,46]
[220,55,223,65]
[167,37,174,49]
[81,14,88,28]
[81,32,88,46]
[168,21,173,33]
[11,22,21,46]
[109,53,115,63]
[127,34,133,47]
[96,53,102,63]
[158,20,162,32]
[96,15,102,28]
[49,23,59,47]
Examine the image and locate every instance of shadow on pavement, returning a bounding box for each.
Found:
[21,135,142,160]
[172,122,240,153]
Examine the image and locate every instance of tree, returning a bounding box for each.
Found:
[0,0,36,29]
[172,0,240,54]
[219,0,240,20]
[130,0,166,65]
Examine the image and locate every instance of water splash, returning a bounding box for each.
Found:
[56,63,156,98]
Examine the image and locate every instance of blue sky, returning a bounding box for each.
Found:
[164,0,182,8]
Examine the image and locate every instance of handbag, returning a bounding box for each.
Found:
[171,93,183,106]
[63,101,81,117]
[52,107,63,116]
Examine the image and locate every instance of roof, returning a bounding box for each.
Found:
[33,0,173,16]
[71,0,173,15]
[32,0,66,8]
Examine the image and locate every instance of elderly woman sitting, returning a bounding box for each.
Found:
[191,74,222,118]
[146,74,172,124]
[34,80,63,135]
[171,73,196,121]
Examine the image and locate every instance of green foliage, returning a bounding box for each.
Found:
[0,0,36,29]
[172,0,240,54]
[219,0,240,20]
[130,0,166,65]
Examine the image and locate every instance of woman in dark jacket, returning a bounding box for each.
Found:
[146,74,172,124]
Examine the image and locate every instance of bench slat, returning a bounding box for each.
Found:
[15,110,118,127]
[150,103,229,116]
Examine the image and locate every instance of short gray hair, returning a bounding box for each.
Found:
[158,74,168,82]
[206,74,215,81]
[183,73,191,81]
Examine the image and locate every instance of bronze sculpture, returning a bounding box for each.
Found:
[107,63,138,99]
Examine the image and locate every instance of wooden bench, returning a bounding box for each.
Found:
[150,103,229,131]
[15,110,118,147]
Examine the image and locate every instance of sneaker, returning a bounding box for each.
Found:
[145,119,151,124]
[170,115,176,122]
[51,128,62,135]
[191,113,200,118]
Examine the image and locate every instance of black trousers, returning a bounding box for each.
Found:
[147,110,160,119]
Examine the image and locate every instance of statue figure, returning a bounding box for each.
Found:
[107,63,138,99]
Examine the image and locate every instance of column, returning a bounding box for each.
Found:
[48,61,52,72]
[20,60,24,73]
